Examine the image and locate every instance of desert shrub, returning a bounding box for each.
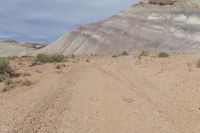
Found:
[22,73,31,77]
[56,65,62,69]
[86,59,90,62]
[56,64,66,69]
[33,54,65,65]
[21,55,33,58]
[158,52,169,58]
[7,56,18,60]
[34,54,51,63]
[141,50,149,56]
[36,70,42,73]
[90,54,97,57]
[0,76,4,82]
[112,55,118,58]
[1,75,12,92]
[51,54,65,62]
[0,58,21,90]
[0,58,13,76]
[21,80,33,86]
[71,54,75,58]
[10,79,33,88]
[120,51,129,56]
[65,54,76,59]
[197,60,200,68]
[138,50,149,59]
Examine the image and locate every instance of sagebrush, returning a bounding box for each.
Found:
[120,51,129,56]
[138,50,149,59]
[33,54,65,65]
[158,52,169,58]
[197,60,200,68]
[0,58,13,76]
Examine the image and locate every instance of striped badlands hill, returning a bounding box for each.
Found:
[33,0,200,56]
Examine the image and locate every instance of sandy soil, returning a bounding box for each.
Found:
[0,52,200,133]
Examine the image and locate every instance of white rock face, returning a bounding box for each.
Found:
[33,1,200,56]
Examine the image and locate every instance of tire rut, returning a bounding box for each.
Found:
[95,64,184,132]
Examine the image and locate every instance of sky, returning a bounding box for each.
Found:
[0,0,138,43]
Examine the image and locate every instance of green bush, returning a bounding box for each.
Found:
[51,55,65,62]
[0,58,13,75]
[34,54,51,63]
[158,52,169,58]
[33,54,65,65]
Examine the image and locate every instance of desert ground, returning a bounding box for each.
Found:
[0,52,200,133]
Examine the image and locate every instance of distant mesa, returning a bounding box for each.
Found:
[0,39,47,57]
[0,39,19,43]
[19,42,47,49]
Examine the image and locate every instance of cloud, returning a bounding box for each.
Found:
[0,0,138,43]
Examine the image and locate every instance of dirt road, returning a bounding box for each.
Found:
[0,53,200,133]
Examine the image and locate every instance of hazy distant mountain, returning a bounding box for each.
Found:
[0,39,19,43]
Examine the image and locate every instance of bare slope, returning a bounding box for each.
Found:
[34,0,200,56]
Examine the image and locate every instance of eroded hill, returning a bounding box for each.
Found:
[33,0,200,56]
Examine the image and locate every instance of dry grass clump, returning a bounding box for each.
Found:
[10,79,34,89]
[112,51,129,57]
[71,54,75,58]
[36,70,42,73]
[7,56,18,60]
[138,50,149,59]
[32,54,65,65]
[0,57,34,92]
[196,60,200,68]
[21,80,34,86]
[120,51,129,56]
[56,65,62,69]
[86,59,90,62]
[112,55,118,58]
[66,54,75,59]
[1,74,12,92]
[21,73,31,77]
[158,52,169,58]
[56,64,66,69]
